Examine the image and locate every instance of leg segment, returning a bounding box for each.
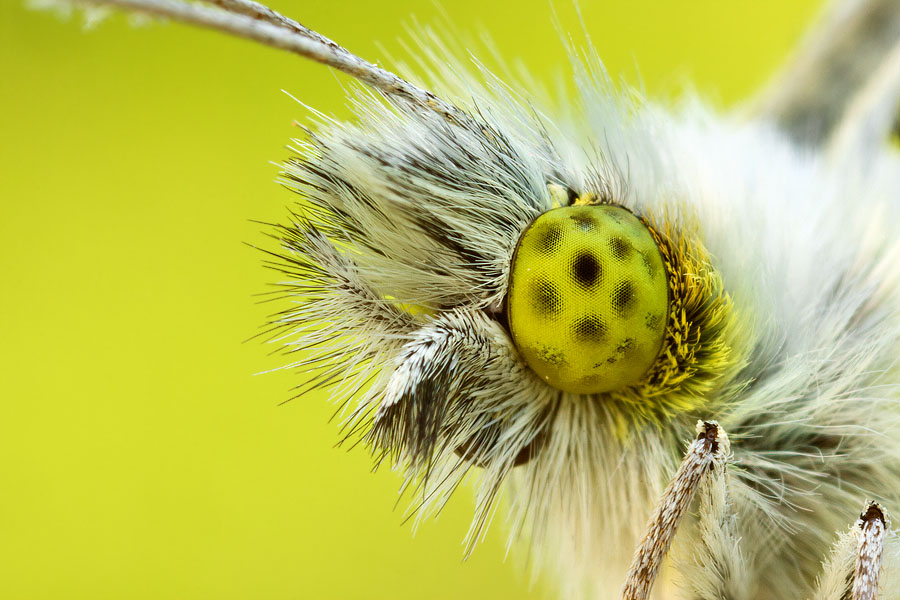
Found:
[853,502,888,600]
[620,421,731,600]
[813,501,891,600]
[672,439,750,600]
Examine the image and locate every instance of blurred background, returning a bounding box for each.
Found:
[0,1,823,598]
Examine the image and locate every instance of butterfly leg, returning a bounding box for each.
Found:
[620,420,736,600]
[813,502,890,600]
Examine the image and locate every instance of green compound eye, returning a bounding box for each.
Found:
[507,205,669,394]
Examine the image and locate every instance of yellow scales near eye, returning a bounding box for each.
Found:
[507,205,669,394]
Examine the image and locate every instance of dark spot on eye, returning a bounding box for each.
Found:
[639,251,656,277]
[580,374,603,389]
[606,209,625,224]
[608,237,632,260]
[606,337,636,363]
[571,252,602,287]
[645,312,663,331]
[535,344,564,365]
[611,281,636,316]
[533,224,563,254]
[531,277,561,316]
[569,213,594,231]
[573,315,607,343]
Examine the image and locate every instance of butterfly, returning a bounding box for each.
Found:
[35,0,900,598]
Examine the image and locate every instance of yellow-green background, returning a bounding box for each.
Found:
[1,2,821,598]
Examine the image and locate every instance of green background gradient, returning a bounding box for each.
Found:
[0,2,821,598]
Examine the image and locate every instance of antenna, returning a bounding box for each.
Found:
[67,0,473,126]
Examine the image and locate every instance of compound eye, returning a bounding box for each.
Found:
[506,205,668,394]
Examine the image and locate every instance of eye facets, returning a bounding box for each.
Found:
[507,205,668,394]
